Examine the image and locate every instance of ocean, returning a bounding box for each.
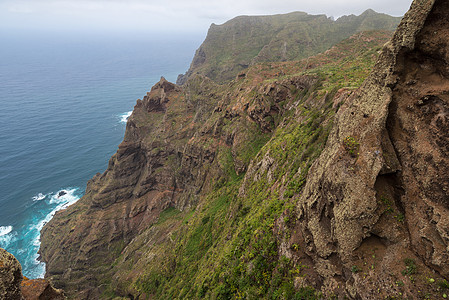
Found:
[0,30,202,278]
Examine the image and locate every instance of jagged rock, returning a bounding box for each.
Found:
[0,248,64,300]
[21,278,65,300]
[0,248,23,300]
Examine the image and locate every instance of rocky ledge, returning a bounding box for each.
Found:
[0,248,64,300]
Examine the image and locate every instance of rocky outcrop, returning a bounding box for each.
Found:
[0,248,23,300]
[21,278,65,300]
[0,248,64,300]
[261,0,449,298]
[177,10,401,84]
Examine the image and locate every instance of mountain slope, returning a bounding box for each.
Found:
[177,10,401,84]
[40,29,393,298]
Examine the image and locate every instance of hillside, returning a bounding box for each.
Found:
[176,10,401,84]
[39,0,449,299]
[40,29,389,298]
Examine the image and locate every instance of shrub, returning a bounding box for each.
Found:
[438,279,449,289]
[343,136,360,157]
[351,265,360,273]
[402,258,417,276]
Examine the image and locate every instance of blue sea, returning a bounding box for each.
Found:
[0,30,202,278]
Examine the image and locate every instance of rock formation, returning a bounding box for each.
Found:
[21,278,65,300]
[0,248,64,300]
[0,248,23,300]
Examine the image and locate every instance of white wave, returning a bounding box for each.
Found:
[38,189,80,232]
[48,188,78,205]
[0,226,16,248]
[119,111,132,124]
[32,193,46,201]
[0,226,12,237]
[29,187,81,278]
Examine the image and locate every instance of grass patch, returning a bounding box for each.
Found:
[157,207,181,224]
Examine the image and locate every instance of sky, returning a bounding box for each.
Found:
[0,0,414,34]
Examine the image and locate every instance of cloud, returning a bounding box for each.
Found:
[8,4,33,14]
[0,0,413,33]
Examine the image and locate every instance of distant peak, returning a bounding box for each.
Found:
[150,76,176,92]
[361,8,377,15]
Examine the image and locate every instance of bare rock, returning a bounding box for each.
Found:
[21,278,65,300]
[0,248,23,300]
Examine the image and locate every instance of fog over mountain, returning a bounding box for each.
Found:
[0,0,412,33]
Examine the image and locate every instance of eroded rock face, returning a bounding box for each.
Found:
[388,0,449,274]
[275,0,449,298]
[21,278,65,300]
[0,248,23,300]
[39,76,220,297]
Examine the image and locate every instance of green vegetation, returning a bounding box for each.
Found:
[351,265,360,273]
[402,258,417,276]
[179,12,400,83]
[128,29,388,299]
[343,136,360,157]
[439,279,449,289]
[157,207,181,224]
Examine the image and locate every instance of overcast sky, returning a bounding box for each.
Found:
[0,0,413,34]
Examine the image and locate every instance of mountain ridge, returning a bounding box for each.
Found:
[176,9,401,84]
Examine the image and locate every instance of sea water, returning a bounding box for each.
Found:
[0,30,202,278]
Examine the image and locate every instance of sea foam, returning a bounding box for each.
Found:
[0,225,13,237]
[32,193,46,201]
[0,226,15,248]
[119,111,132,124]
[29,188,81,277]
[0,188,82,278]
[40,188,80,231]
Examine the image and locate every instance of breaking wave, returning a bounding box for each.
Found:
[119,111,133,124]
[0,188,81,278]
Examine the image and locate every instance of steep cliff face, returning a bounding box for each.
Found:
[39,76,223,297]
[177,10,401,84]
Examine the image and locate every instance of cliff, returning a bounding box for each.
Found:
[176,10,401,84]
[40,0,449,299]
